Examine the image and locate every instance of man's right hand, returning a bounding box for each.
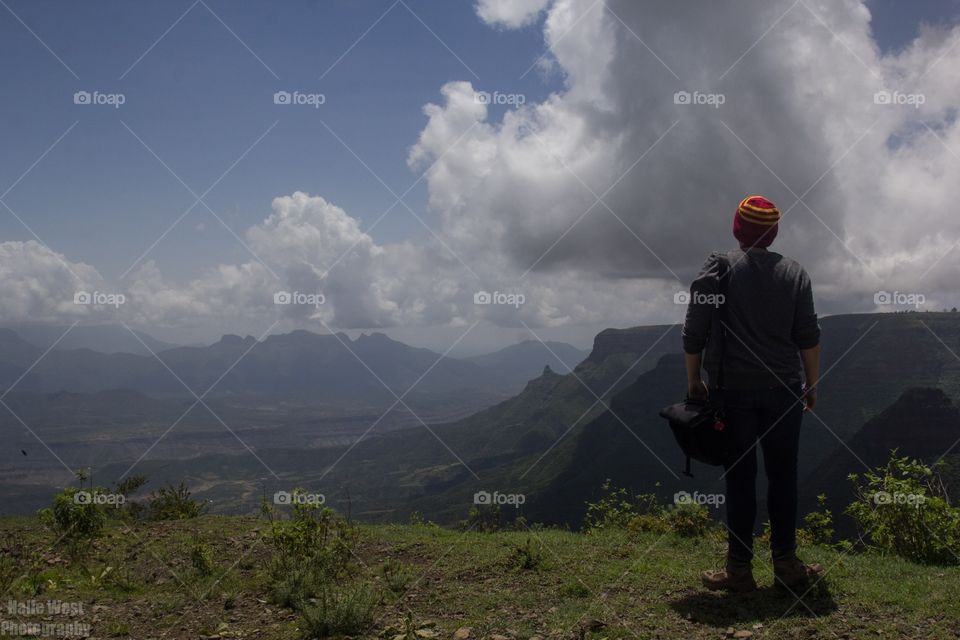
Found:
[803,386,817,412]
[688,379,709,402]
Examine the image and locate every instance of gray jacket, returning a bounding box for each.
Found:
[681,249,820,389]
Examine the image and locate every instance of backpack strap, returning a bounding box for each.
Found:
[714,254,731,392]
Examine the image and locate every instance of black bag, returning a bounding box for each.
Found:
[659,254,731,477]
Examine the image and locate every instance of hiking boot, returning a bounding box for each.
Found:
[701,557,757,593]
[773,554,825,590]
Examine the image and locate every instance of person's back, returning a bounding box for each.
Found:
[681,195,824,593]
[691,248,820,390]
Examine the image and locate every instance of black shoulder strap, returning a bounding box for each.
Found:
[715,253,730,391]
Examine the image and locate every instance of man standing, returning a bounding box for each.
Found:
[682,195,825,593]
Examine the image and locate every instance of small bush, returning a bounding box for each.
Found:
[508,537,545,571]
[190,538,214,577]
[587,481,712,538]
[300,584,377,639]
[847,452,960,565]
[113,475,148,521]
[148,483,206,521]
[663,502,710,537]
[261,491,357,610]
[798,494,835,546]
[585,480,662,532]
[458,504,502,533]
[381,559,412,594]
[38,486,106,543]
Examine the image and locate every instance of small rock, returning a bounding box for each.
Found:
[733,632,753,639]
[416,630,438,639]
[453,628,473,640]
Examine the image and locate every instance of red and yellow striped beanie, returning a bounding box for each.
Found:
[732,195,780,248]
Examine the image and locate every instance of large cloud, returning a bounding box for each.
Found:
[0,241,110,323]
[411,0,960,314]
[4,0,960,339]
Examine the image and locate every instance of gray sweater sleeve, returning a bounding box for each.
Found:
[681,252,720,354]
[792,268,821,349]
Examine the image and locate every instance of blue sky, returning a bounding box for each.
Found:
[1,0,959,351]
[0,0,560,282]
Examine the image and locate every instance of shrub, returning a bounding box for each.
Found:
[113,475,148,521]
[190,538,214,577]
[381,559,412,594]
[586,481,712,537]
[458,504,502,533]
[38,486,106,543]
[798,494,835,546]
[663,502,710,537]
[508,537,546,570]
[585,480,661,532]
[148,483,206,521]
[300,584,377,638]
[261,491,358,610]
[846,452,960,565]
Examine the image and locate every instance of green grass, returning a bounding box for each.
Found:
[1,515,958,639]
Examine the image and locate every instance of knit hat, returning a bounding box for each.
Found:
[733,195,780,248]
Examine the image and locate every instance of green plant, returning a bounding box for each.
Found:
[113,475,148,521]
[190,538,214,577]
[80,563,115,588]
[561,581,590,598]
[799,494,836,546]
[509,536,545,570]
[299,583,377,638]
[663,502,711,537]
[261,491,357,610]
[458,504,501,533]
[585,481,663,532]
[37,485,106,544]
[148,483,206,520]
[381,559,412,594]
[847,452,960,565]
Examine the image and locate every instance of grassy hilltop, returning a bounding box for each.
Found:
[2,512,959,640]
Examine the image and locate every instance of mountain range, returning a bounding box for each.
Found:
[2,312,959,532]
[0,327,585,402]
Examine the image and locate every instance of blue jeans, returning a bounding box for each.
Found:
[718,384,805,562]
